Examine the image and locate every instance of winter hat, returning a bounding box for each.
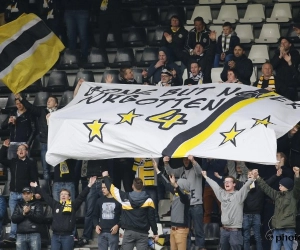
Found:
[177,179,190,192]
[279,177,294,190]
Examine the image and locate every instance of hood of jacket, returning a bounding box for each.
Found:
[128,191,149,208]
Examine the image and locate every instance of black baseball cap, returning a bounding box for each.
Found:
[22,187,33,193]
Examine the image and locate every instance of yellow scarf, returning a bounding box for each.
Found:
[100,0,108,10]
[257,75,275,90]
[60,200,72,214]
[60,161,69,177]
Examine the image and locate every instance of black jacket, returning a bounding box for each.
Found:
[1,110,36,146]
[271,48,300,99]
[0,146,38,193]
[11,199,43,234]
[36,185,90,235]
[243,175,278,214]
[176,40,216,83]
[162,26,188,53]
[103,176,158,235]
[221,54,253,85]
[216,32,240,55]
[19,98,50,144]
[185,27,211,51]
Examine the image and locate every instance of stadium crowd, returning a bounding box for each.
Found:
[1,0,300,250]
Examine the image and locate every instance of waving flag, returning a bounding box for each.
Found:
[0,13,65,93]
[46,83,300,166]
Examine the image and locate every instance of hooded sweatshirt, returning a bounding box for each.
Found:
[103,176,158,235]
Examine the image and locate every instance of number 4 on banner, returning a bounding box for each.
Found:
[146,109,187,130]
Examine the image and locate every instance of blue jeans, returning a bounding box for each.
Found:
[9,192,23,238]
[213,53,233,68]
[52,182,75,202]
[98,232,119,250]
[51,234,74,250]
[40,142,50,180]
[242,214,263,250]
[82,179,102,240]
[16,233,41,250]
[272,228,295,250]
[64,10,89,58]
[188,204,205,248]
[220,228,243,250]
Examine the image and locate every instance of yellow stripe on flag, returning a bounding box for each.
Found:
[0,13,65,93]
[0,13,38,45]
[172,92,277,157]
[1,34,64,93]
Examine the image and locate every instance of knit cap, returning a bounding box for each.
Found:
[279,177,294,190]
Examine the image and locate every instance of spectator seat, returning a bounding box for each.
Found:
[213,5,239,24]
[186,6,212,24]
[255,24,280,43]
[248,45,269,64]
[45,71,69,92]
[58,91,74,109]
[235,24,254,43]
[240,4,265,23]
[266,3,292,23]
[33,92,50,107]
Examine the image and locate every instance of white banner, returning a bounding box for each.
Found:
[46,83,300,166]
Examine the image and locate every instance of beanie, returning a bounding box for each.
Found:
[279,177,294,190]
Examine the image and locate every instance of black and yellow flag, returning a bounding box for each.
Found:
[0,13,65,93]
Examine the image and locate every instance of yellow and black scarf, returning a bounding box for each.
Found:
[257,75,275,90]
[60,200,72,214]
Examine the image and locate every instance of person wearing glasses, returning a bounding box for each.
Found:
[201,171,254,250]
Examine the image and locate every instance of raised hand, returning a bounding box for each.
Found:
[187,155,194,162]
[163,156,170,164]
[88,176,97,187]
[252,169,259,179]
[3,139,10,147]
[164,32,172,43]
[169,174,177,186]
[293,166,300,177]
[201,171,207,179]
[105,74,114,83]
[142,69,148,78]
[30,182,38,188]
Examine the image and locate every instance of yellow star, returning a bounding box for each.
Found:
[84,119,107,142]
[252,115,274,128]
[220,123,245,147]
[117,109,143,125]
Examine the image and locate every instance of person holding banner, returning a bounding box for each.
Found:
[164,156,206,250]
[201,170,254,250]
[152,159,190,250]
